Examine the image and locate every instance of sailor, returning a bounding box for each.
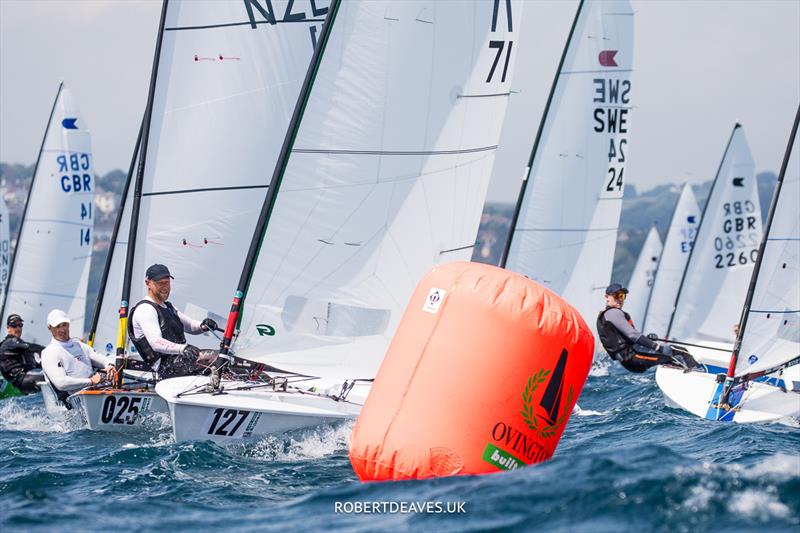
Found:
[0,314,46,394]
[597,283,698,373]
[41,309,115,403]
[128,264,218,379]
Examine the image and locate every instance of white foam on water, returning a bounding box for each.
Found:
[574,407,607,417]
[589,358,610,377]
[0,397,82,433]
[682,484,714,512]
[728,489,791,520]
[744,453,800,482]
[244,420,354,462]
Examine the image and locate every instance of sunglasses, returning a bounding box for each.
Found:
[611,291,627,300]
[8,323,22,328]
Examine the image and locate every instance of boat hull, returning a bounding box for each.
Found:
[156,376,363,443]
[655,364,800,423]
[68,388,169,431]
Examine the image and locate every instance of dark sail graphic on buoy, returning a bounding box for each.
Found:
[540,349,568,424]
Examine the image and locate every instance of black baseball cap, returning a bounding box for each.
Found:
[6,314,23,326]
[146,264,174,281]
[605,283,629,295]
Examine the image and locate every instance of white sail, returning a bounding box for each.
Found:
[669,125,762,343]
[503,0,635,332]
[734,111,800,377]
[2,84,94,343]
[90,0,325,353]
[0,197,9,302]
[232,0,522,382]
[91,187,132,354]
[642,183,700,338]
[624,225,662,326]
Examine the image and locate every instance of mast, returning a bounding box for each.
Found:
[87,121,143,346]
[219,0,342,356]
[116,0,169,356]
[0,82,63,321]
[725,105,800,385]
[499,0,584,268]
[642,185,685,332]
[665,124,740,338]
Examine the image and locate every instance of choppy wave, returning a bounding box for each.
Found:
[1,365,798,531]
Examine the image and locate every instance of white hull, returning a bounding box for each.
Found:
[156,376,365,443]
[68,388,168,431]
[656,364,800,423]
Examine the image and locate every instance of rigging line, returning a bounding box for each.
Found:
[40,149,93,155]
[142,184,270,197]
[513,227,618,232]
[165,18,325,32]
[561,69,633,75]
[457,92,512,98]
[24,218,92,227]
[440,243,476,254]
[9,289,84,299]
[291,145,497,156]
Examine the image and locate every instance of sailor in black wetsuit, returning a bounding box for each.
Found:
[0,314,46,393]
[597,283,697,373]
[128,264,218,379]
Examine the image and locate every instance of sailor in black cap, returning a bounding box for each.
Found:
[128,264,218,379]
[596,283,697,373]
[0,314,46,393]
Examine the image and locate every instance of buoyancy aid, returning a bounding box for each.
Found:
[127,300,186,367]
[596,306,635,360]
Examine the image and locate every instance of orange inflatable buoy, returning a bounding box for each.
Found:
[349,262,594,481]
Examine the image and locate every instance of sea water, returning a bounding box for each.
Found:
[1,362,798,532]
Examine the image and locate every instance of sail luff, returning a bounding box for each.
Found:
[219,0,342,355]
[499,0,584,268]
[116,0,170,355]
[0,82,63,322]
[665,124,740,339]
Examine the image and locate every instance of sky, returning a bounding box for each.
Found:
[1,0,798,203]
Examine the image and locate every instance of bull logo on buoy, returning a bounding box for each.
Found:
[521,349,573,439]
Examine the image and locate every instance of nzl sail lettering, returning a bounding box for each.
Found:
[55,152,93,247]
[714,198,759,269]
[593,76,631,194]
[244,0,330,49]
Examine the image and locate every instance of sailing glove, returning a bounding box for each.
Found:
[200,318,218,332]
[182,344,201,360]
